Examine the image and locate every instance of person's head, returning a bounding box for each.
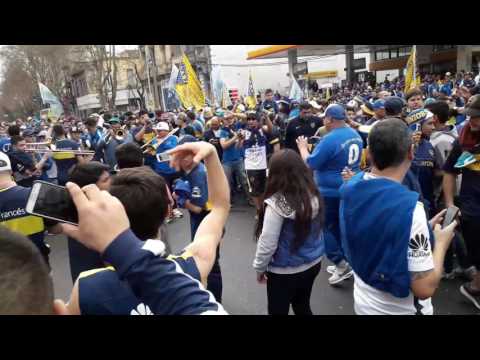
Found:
[373,99,386,119]
[52,124,66,139]
[7,125,20,137]
[385,96,405,117]
[246,111,259,130]
[425,100,449,127]
[115,143,144,169]
[255,149,323,251]
[110,167,169,240]
[324,104,346,131]
[0,227,55,314]
[465,72,472,80]
[368,118,413,172]
[0,151,12,180]
[138,110,149,123]
[186,111,196,122]
[175,112,188,127]
[406,88,424,110]
[85,117,97,134]
[209,117,220,131]
[11,135,26,151]
[465,94,480,132]
[69,126,82,142]
[345,106,356,122]
[68,161,111,190]
[264,89,274,101]
[299,102,313,119]
[154,121,170,138]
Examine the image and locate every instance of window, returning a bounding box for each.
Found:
[398,46,412,57]
[433,45,456,52]
[390,48,398,59]
[375,49,390,61]
[127,68,135,87]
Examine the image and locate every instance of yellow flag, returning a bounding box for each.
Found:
[175,54,206,110]
[404,46,417,92]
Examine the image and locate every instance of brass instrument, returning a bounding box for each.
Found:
[142,127,179,155]
[105,127,127,145]
[25,149,95,156]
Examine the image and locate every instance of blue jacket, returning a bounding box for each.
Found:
[269,216,324,268]
[152,136,178,175]
[411,139,436,213]
[339,173,418,298]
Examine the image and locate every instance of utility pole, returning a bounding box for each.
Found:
[150,46,160,110]
[143,45,154,111]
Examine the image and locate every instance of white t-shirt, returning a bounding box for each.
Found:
[353,173,435,315]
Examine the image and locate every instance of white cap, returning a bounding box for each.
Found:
[0,152,12,172]
[446,72,451,76]
[38,130,48,137]
[155,122,170,131]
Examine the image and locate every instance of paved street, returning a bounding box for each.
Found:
[49,198,478,315]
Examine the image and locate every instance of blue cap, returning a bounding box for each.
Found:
[424,98,436,106]
[405,108,434,130]
[178,135,198,145]
[372,99,385,110]
[325,104,346,120]
[384,96,405,115]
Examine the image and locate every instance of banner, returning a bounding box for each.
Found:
[245,70,256,110]
[38,82,64,120]
[175,54,206,110]
[289,76,303,102]
[404,46,417,92]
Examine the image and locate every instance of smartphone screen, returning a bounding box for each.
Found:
[156,152,171,163]
[27,181,78,225]
[442,205,460,229]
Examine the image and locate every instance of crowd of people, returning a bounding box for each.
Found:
[0,69,479,315]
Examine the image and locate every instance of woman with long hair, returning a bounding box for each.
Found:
[253,149,325,315]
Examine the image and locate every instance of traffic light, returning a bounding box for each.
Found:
[228,88,239,102]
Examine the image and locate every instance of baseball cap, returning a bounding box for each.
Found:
[465,94,480,118]
[405,108,434,129]
[178,135,198,145]
[361,102,375,116]
[384,96,405,115]
[38,130,48,137]
[325,104,346,120]
[372,99,385,110]
[109,117,120,124]
[155,122,170,132]
[0,152,12,172]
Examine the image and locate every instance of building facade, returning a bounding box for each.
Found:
[68,48,144,118]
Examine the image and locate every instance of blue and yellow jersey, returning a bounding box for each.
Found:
[0,185,46,251]
[182,162,211,211]
[78,249,201,315]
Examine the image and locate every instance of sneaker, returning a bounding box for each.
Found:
[172,209,183,218]
[454,151,477,168]
[464,266,478,281]
[460,284,480,310]
[328,264,353,285]
[326,265,336,275]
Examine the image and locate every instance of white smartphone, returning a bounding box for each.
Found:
[156,152,171,163]
[26,181,78,225]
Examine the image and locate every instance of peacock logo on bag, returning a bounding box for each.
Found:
[408,233,430,258]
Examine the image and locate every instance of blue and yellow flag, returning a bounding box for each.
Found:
[175,54,206,110]
[245,71,256,110]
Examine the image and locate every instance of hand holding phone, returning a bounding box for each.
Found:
[442,205,460,229]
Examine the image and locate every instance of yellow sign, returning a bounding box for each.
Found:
[305,70,338,79]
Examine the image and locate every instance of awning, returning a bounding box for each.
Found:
[246,45,383,60]
[246,45,298,60]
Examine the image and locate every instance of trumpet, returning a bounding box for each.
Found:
[25,149,95,156]
[105,127,127,145]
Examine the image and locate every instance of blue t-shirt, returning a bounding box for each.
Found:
[182,163,208,209]
[152,135,178,175]
[53,139,79,185]
[219,127,243,163]
[307,126,363,198]
[0,137,11,153]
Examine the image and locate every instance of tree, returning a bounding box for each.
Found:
[78,45,118,111]
[125,58,147,110]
